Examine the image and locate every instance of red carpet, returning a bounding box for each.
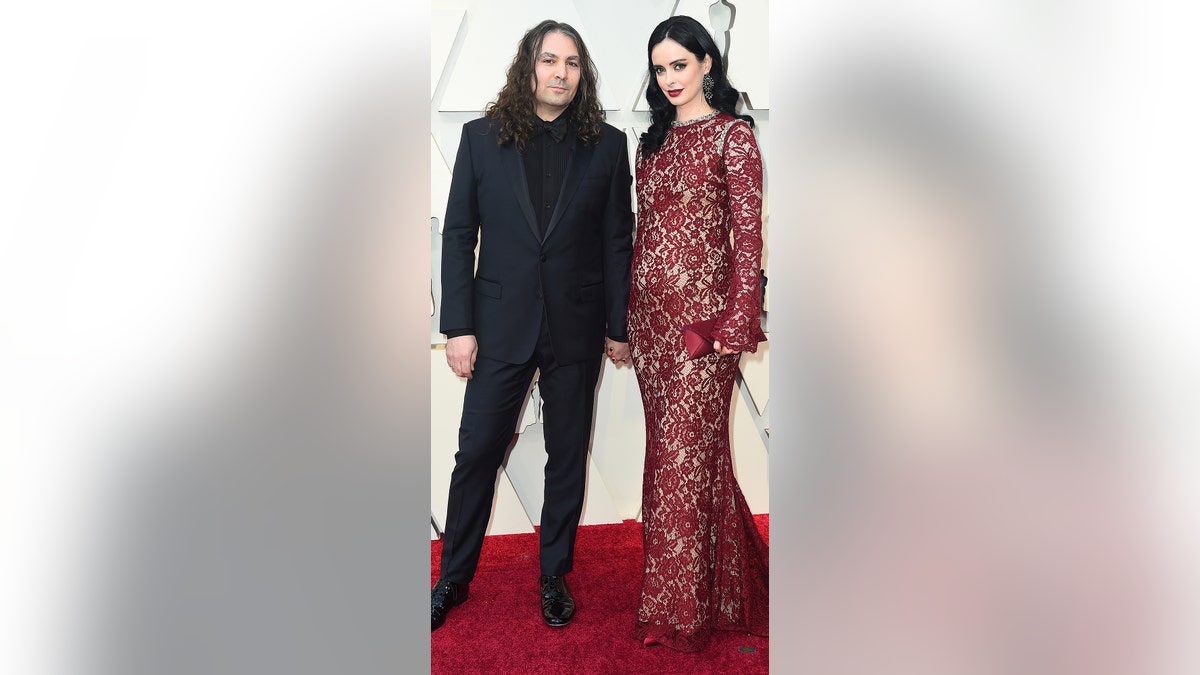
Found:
[431,516,769,674]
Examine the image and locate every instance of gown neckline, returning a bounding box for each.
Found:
[670,110,721,128]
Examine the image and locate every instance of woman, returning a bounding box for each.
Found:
[626,15,769,652]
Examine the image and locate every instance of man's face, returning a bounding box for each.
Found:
[530,31,581,120]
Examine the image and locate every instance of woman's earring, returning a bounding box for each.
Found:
[702,72,714,102]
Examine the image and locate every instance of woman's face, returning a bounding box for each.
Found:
[650,38,711,110]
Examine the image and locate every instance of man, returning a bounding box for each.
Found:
[432,19,633,631]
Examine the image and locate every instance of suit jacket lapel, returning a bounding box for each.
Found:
[543,137,595,241]
[503,143,541,241]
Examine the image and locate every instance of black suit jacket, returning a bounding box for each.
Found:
[439,116,633,365]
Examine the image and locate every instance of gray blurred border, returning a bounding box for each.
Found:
[767,3,802,670]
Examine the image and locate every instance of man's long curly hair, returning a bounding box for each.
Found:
[486,20,604,151]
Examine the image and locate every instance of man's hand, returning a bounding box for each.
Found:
[605,338,631,366]
[446,335,478,379]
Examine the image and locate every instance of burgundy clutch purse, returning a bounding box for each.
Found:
[680,317,767,359]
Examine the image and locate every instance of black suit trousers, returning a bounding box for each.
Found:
[439,313,602,583]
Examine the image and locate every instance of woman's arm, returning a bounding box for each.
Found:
[711,120,764,353]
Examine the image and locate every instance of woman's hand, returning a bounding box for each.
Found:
[712,340,738,356]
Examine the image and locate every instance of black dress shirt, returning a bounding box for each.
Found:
[523,113,571,238]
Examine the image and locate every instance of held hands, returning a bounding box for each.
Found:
[446,335,478,379]
[450,336,631,377]
[606,338,631,366]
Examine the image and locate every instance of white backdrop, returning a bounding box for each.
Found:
[429,0,771,538]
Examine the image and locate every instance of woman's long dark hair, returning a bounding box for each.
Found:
[486,20,604,151]
[640,15,753,159]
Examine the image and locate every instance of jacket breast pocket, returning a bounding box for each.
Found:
[474,277,502,299]
[578,175,608,196]
[570,177,609,213]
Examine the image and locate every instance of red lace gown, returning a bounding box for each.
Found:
[627,111,770,652]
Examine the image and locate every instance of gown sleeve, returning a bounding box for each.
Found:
[710,120,764,353]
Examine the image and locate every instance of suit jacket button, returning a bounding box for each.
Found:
[539,254,547,262]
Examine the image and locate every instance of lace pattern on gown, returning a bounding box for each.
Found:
[627,113,769,652]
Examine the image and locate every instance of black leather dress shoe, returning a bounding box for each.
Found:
[431,579,468,631]
[539,575,575,627]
